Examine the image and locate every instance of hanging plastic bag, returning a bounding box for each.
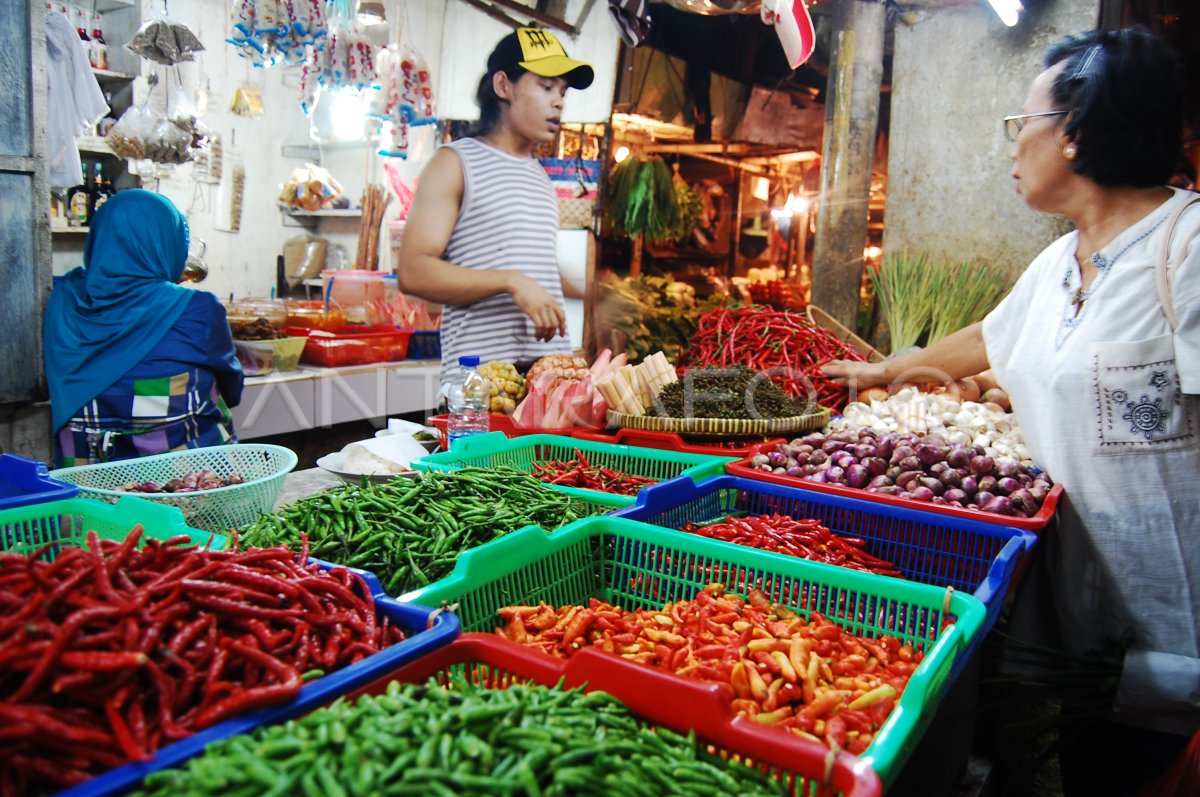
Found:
[227,0,324,67]
[373,42,436,158]
[105,101,157,160]
[127,16,206,65]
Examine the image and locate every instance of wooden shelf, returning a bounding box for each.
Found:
[91,67,136,81]
[77,137,113,155]
[285,209,362,217]
[95,0,136,10]
[51,226,90,235]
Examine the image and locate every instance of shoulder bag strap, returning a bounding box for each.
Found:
[1155,194,1200,331]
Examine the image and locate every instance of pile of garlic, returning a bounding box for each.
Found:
[830,387,1033,464]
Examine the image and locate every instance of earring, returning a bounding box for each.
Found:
[1063,143,1078,160]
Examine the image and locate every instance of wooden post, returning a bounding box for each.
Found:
[629,233,643,277]
[810,0,886,333]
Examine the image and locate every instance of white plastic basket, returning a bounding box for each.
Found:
[49,444,297,535]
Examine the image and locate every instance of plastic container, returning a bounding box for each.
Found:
[405,516,987,788]
[412,432,735,507]
[0,453,78,510]
[405,329,441,361]
[572,427,788,458]
[333,634,883,797]
[223,297,287,337]
[611,474,1036,676]
[283,300,346,331]
[0,495,222,555]
[321,269,390,309]
[287,325,412,368]
[54,565,461,797]
[49,444,297,536]
[728,443,1064,532]
[443,355,490,446]
[232,339,275,376]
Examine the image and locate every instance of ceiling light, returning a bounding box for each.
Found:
[614,146,631,163]
[985,0,1022,27]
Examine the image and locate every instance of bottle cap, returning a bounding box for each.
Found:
[458,355,480,367]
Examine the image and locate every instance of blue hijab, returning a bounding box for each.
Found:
[44,190,194,431]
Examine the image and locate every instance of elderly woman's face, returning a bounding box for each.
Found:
[1011,62,1075,213]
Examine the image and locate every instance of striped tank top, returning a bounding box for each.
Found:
[440,137,569,379]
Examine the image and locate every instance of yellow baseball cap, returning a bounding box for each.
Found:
[486,27,594,90]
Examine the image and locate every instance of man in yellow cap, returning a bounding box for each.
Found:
[397,28,594,382]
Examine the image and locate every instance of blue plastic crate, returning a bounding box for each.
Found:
[0,453,78,510]
[405,330,441,361]
[55,561,460,797]
[612,474,1036,683]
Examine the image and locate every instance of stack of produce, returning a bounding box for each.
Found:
[679,513,903,577]
[746,428,1054,518]
[497,583,925,754]
[241,468,597,594]
[681,306,867,410]
[0,526,405,794]
[478,360,527,414]
[530,449,658,495]
[594,351,676,416]
[135,678,788,797]
[834,386,1029,464]
[747,278,807,312]
[654,366,812,420]
[511,353,607,429]
[593,274,708,364]
[117,469,244,493]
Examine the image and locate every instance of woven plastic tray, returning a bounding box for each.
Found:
[49,444,298,536]
[412,432,734,506]
[607,407,831,438]
[405,516,987,787]
[728,442,1064,532]
[0,453,78,510]
[59,569,460,797]
[339,634,882,797]
[571,426,788,458]
[611,474,1036,678]
[0,495,223,556]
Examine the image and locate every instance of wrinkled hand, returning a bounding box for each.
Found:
[821,360,888,389]
[509,273,566,342]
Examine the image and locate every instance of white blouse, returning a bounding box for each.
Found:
[983,187,1200,733]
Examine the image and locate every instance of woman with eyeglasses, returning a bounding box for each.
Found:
[825,27,1198,795]
[43,189,244,466]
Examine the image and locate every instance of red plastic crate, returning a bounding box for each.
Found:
[427,412,601,451]
[350,634,882,797]
[728,442,1063,532]
[286,325,412,368]
[571,426,787,458]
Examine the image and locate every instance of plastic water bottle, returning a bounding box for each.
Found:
[445,356,490,446]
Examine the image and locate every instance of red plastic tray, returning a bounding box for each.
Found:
[571,426,787,458]
[728,442,1063,532]
[427,413,601,451]
[286,325,412,368]
[349,634,882,797]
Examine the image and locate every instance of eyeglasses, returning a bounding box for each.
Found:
[1003,110,1067,142]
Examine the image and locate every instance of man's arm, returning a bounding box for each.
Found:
[396,148,566,341]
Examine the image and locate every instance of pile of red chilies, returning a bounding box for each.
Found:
[681,513,904,578]
[0,526,405,794]
[681,306,867,410]
[531,449,657,496]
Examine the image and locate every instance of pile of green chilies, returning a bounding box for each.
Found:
[241,468,596,595]
[133,678,789,797]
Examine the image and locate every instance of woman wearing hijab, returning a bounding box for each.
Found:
[44,190,243,466]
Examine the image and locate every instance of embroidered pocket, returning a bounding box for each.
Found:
[1091,334,1196,453]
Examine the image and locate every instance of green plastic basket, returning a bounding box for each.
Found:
[412,432,734,506]
[0,495,225,558]
[50,444,297,536]
[405,515,986,787]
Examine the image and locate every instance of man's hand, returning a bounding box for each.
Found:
[821,360,888,389]
[509,272,566,341]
